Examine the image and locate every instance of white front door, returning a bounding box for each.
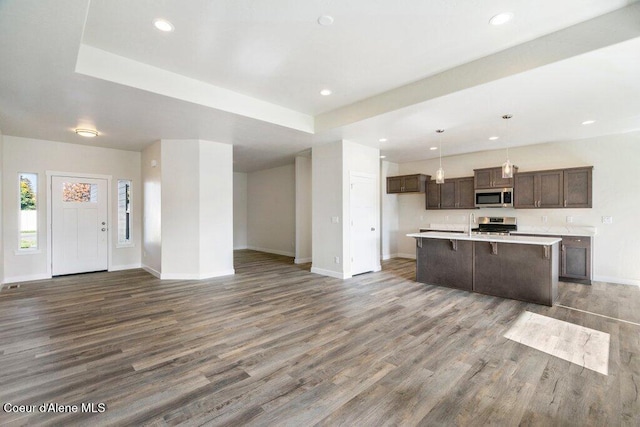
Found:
[350,174,378,276]
[52,176,108,275]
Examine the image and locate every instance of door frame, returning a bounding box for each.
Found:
[46,171,113,278]
[349,171,380,276]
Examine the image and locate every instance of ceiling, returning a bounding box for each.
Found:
[1,0,639,172]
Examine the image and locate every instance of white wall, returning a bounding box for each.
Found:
[233,172,248,249]
[312,142,344,277]
[0,129,3,284]
[295,155,312,263]
[141,141,162,276]
[395,133,640,286]
[2,136,142,283]
[247,164,296,257]
[311,140,381,279]
[198,140,234,278]
[381,160,400,260]
[343,140,381,275]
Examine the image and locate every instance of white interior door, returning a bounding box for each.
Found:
[350,174,377,276]
[52,176,108,275]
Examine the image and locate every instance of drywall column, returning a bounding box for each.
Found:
[311,140,380,279]
[142,141,162,277]
[381,160,400,260]
[233,172,248,250]
[142,139,234,280]
[0,129,4,284]
[295,155,312,264]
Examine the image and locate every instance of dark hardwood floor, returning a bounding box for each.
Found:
[0,250,638,426]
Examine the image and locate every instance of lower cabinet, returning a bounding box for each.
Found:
[416,238,473,291]
[561,236,592,283]
[515,234,592,284]
[473,241,558,306]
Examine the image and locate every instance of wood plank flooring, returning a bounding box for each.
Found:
[0,250,638,426]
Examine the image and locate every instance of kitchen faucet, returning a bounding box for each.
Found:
[469,213,475,236]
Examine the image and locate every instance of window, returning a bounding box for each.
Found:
[19,173,38,250]
[62,182,98,202]
[118,179,132,245]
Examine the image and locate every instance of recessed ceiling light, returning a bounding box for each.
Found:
[320,89,332,96]
[379,138,388,142]
[380,155,387,159]
[582,120,596,125]
[489,136,499,140]
[153,19,174,32]
[430,146,438,151]
[317,15,334,26]
[75,128,98,137]
[489,12,513,26]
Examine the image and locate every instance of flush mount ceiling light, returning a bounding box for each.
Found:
[75,128,98,138]
[582,120,596,125]
[379,138,388,142]
[489,136,499,140]
[435,129,445,184]
[153,19,174,32]
[320,89,332,96]
[317,15,334,26]
[501,114,514,178]
[489,12,513,26]
[429,146,438,151]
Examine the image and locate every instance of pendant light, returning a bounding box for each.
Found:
[435,129,445,184]
[501,114,513,178]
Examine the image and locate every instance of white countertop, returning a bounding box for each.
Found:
[407,231,562,246]
[422,223,597,237]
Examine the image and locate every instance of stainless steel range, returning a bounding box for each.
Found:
[472,216,517,235]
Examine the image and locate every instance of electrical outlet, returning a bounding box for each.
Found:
[602,216,613,224]
[541,216,548,223]
[331,216,339,223]
[566,216,573,223]
[334,256,340,264]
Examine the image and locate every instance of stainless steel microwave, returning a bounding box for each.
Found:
[475,188,513,208]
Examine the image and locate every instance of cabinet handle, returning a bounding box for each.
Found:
[450,239,458,251]
[543,246,550,259]
[564,200,567,207]
[562,244,565,252]
[490,242,498,255]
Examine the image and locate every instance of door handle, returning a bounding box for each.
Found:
[371,227,376,231]
[101,228,106,232]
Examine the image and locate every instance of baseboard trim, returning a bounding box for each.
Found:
[2,273,52,284]
[234,246,248,250]
[593,275,640,287]
[160,270,236,280]
[373,264,382,272]
[247,246,295,258]
[294,257,312,264]
[110,263,142,272]
[396,253,417,260]
[142,265,161,278]
[311,266,351,280]
[382,253,398,261]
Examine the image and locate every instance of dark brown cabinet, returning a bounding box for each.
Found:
[564,167,593,208]
[416,238,473,291]
[474,166,517,189]
[514,170,564,208]
[514,166,592,209]
[561,236,592,283]
[386,174,429,194]
[425,177,475,209]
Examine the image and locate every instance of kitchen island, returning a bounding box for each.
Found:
[406,232,561,306]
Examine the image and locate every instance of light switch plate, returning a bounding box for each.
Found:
[566,216,573,223]
[602,216,613,224]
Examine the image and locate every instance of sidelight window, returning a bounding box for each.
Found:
[117,179,132,245]
[19,172,38,250]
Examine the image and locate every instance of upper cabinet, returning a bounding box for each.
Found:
[426,177,475,209]
[564,167,593,208]
[474,166,518,189]
[386,174,429,194]
[514,166,592,209]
